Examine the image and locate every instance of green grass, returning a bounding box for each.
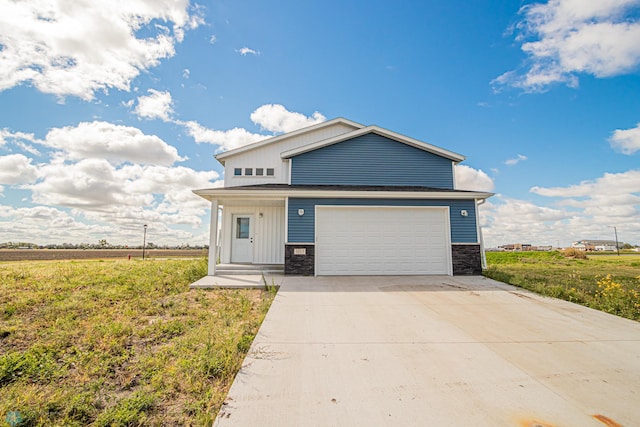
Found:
[484,251,640,321]
[0,258,276,426]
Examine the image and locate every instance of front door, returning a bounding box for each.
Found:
[231,214,253,263]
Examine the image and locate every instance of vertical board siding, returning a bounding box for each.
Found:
[254,206,285,264]
[287,198,477,243]
[291,134,455,188]
[221,205,284,264]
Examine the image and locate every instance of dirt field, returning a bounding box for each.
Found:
[0,249,206,261]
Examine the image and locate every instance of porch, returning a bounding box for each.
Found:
[201,193,286,277]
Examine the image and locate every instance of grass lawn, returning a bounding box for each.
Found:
[0,258,276,426]
[484,251,640,321]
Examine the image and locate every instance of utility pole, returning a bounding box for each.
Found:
[142,224,148,260]
[609,226,620,256]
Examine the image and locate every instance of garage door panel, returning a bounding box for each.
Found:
[316,206,451,275]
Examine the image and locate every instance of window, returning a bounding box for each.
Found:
[235,217,250,239]
[234,167,273,176]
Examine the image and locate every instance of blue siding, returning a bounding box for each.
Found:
[287,198,477,243]
[291,134,455,188]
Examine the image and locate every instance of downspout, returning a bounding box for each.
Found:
[476,199,487,270]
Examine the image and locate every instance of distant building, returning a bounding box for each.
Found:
[572,240,621,251]
[498,243,553,252]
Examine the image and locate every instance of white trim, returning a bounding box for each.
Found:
[280,125,465,163]
[194,188,493,201]
[284,197,289,245]
[285,242,315,245]
[314,205,318,276]
[451,163,457,189]
[208,199,218,275]
[287,159,292,185]
[215,118,364,163]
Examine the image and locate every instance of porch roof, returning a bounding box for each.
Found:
[193,184,493,202]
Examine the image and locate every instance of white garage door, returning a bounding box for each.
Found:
[315,206,452,275]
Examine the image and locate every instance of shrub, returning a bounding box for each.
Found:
[561,248,588,259]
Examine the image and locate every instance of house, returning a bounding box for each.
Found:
[193,118,493,276]
[572,240,621,251]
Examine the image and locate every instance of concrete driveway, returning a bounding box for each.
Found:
[214,276,640,426]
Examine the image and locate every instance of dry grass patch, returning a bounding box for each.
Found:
[0,258,276,426]
[484,251,640,321]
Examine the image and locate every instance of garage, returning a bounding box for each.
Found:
[315,206,452,275]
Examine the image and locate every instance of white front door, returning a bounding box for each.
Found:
[231,214,253,263]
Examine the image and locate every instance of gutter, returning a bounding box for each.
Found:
[476,198,487,270]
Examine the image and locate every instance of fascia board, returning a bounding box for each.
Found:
[280,125,466,162]
[192,188,494,201]
[214,118,364,164]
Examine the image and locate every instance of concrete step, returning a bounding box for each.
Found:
[215,264,284,276]
[215,270,284,276]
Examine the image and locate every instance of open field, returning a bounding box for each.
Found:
[0,249,207,262]
[484,251,640,321]
[0,258,276,426]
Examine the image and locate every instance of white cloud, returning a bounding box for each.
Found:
[609,123,640,154]
[21,158,220,241]
[209,35,217,44]
[177,104,327,151]
[505,154,528,166]
[481,169,640,247]
[494,0,640,91]
[182,68,190,79]
[454,165,495,192]
[43,121,185,166]
[250,104,326,133]
[530,170,640,199]
[179,120,267,151]
[236,47,259,56]
[0,0,202,100]
[0,154,39,184]
[0,204,199,245]
[480,196,574,247]
[29,159,217,212]
[134,89,174,121]
[0,129,39,146]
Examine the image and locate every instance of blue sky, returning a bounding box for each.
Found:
[0,0,639,248]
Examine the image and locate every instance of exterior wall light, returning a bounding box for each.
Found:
[460,210,468,217]
[298,209,305,216]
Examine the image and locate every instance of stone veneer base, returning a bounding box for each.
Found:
[451,244,482,275]
[284,244,315,275]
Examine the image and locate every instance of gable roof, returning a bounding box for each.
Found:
[280,125,465,163]
[215,117,364,164]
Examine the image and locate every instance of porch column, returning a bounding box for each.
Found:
[208,199,218,276]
